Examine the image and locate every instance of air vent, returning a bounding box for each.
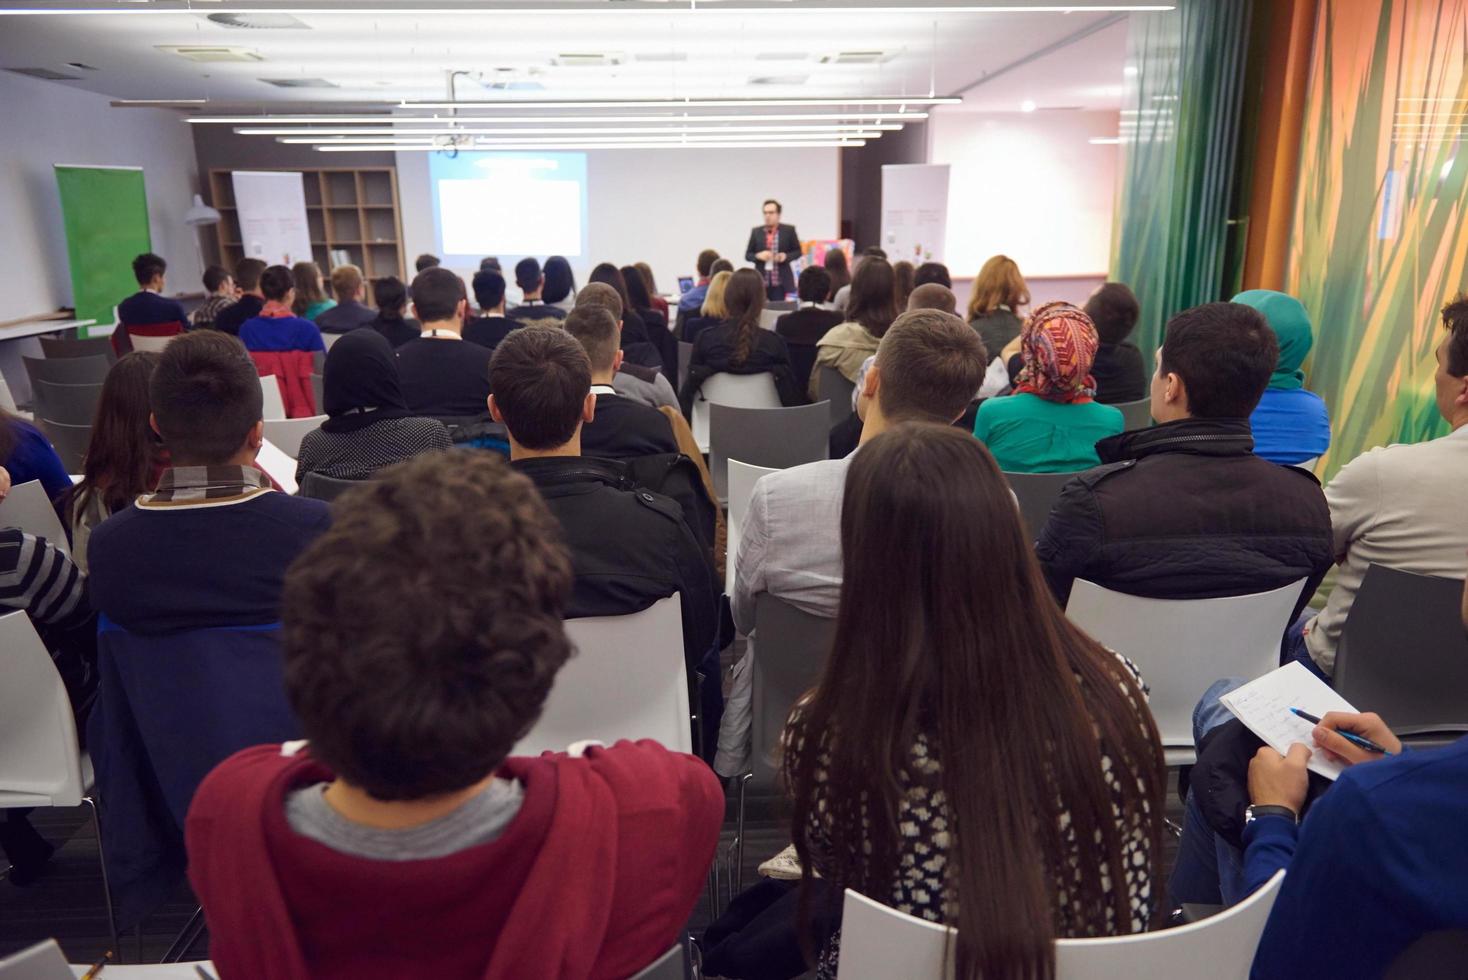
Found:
[157,45,264,63]
[260,77,339,88]
[205,12,309,29]
[756,51,809,61]
[635,52,688,63]
[819,51,892,65]
[5,67,82,81]
[553,52,624,67]
[748,74,809,86]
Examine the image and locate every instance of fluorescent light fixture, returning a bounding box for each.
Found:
[1019,99,1037,113]
[0,5,1175,17]
[111,98,209,105]
[188,111,928,124]
[246,123,901,136]
[317,140,868,152]
[399,97,962,109]
[1088,136,1121,144]
[1123,65,1139,77]
[291,131,887,145]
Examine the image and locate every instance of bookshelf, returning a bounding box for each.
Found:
[206,167,406,288]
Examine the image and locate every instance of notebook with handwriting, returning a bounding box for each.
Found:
[1219,662,1362,780]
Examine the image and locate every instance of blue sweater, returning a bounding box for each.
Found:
[3,419,73,501]
[1250,387,1331,466]
[1245,738,1468,977]
[118,290,189,329]
[239,314,326,353]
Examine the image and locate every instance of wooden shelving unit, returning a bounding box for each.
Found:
[207,167,406,287]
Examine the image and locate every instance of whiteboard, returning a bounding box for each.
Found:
[232,171,313,267]
[881,164,950,265]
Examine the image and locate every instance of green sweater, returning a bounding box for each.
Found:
[975,393,1124,474]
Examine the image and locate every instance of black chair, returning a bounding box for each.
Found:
[817,366,855,427]
[1334,564,1468,744]
[39,335,116,363]
[786,341,818,399]
[23,354,110,389]
[677,342,693,391]
[39,419,91,473]
[708,401,829,503]
[32,380,104,426]
[1116,397,1152,430]
[311,373,324,416]
[298,471,362,502]
[1004,470,1084,540]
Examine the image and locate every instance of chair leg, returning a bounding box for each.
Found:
[81,796,119,961]
[161,906,205,963]
[731,771,752,898]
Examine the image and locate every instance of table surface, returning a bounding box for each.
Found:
[70,964,217,977]
[0,319,99,343]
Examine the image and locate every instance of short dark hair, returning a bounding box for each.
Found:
[1085,282,1141,345]
[861,246,888,260]
[515,257,543,291]
[479,256,501,272]
[696,249,719,278]
[564,305,620,374]
[411,267,466,322]
[1442,295,1468,376]
[260,264,294,302]
[473,269,507,311]
[233,258,267,292]
[876,310,987,423]
[913,262,952,289]
[489,328,592,451]
[415,253,441,272]
[798,266,832,304]
[371,276,407,314]
[202,265,231,293]
[906,283,957,316]
[1160,302,1278,418]
[763,198,782,213]
[575,281,623,321]
[709,257,735,277]
[149,331,263,464]
[282,452,574,801]
[132,253,166,286]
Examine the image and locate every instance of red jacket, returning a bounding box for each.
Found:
[250,350,318,418]
[186,740,722,980]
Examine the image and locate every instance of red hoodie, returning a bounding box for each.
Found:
[186,740,722,980]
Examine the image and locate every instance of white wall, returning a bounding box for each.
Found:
[0,72,204,324]
[929,109,1119,280]
[398,146,841,296]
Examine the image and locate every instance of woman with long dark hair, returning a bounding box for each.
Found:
[892,260,916,311]
[633,261,669,322]
[588,262,661,369]
[678,268,803,413]
[542,255,577,311]
[785,423,1164,980]
[291,261,335,321]
[810,257,898,398]
[823,249,851,307]
[621,263,677,369]
[64,352,165,571]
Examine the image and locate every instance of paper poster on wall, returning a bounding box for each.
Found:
[232,171,313,266]
[881,164,950,264]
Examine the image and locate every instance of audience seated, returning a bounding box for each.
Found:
[906,282,958,316]
[810,257,897,397]
[542,254,577,312]
[775,267,843,395]
[507,258,568,326]
[1035,301,1333,623]
[488,328,720,733]
[365,275,420,348]
[564,306,678,460]
[214,258,267,337]
[291,261,336,322]
[238,265,327,355]
[781,423,1164,979]
[576,284,679,410]
[62,352,165,572]
[588,263,661,369]
[679,266,733,345]
[974,301,1123,473]
[892,260,915,310]
[116,252,189,353]
[913,261,951,289]
[715,310,986,776]
[0,408,72,503]
[829,246,883,313]
[1085,282,1148,405]
[621,262,676,368]
[1232,289,1332,465]
[397,268,493,419]
[414,253,440,272]
[190,265,236,332]
[465,269,516,350]
[295,330,452,482]
[676,247,721,313]
[965,254,1029,359]
[1292,295,1468,677]
[186,451,722,979]
[822,248,851,308]
[632,261,670,322]
[315,264,377,334]
[679,268,804,413]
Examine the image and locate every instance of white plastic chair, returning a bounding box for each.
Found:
[689,373,781,453]
[758,309,782,331]
[258,375,288,421]
[263,415,327,459]
[0,480,72,556]
[128,333,176,353]
[0,611,116,952]
[0,375,16,414]
[837,870,1285,979]
[725,460,779,597]
[513,595,691,755]
[1065,579,1307,765]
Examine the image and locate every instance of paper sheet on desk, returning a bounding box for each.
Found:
[1219,662,1362,781]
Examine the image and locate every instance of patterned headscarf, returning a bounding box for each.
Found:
[1014,300,1100,404]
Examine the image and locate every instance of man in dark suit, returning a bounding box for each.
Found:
[563,304,678,460]
[745,199,801,301]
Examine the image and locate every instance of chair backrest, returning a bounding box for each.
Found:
[259,374,287,421]
[0,611,86,808]
[1065,579,1306,760]
[677,341,693,390]
[311,372,325,416]
[748,593,836,784]
[1004,470,1084,540]
[31,380,104,426]
[818,366,856,427]
[758,309,782,330]
[513,595,690,756]
[0,481,71,555]
[1334,564,1468,738]
[628,943,688,980]
[22,354,110,388]
[725,459,780,595]
[709,401,828,501]
[298,470,361,501]
[263,416,327,459]
[128,332,176,353]
[39,335,115,361]
[1115,398,1152,430]
[0,376,14,415]
[690,371,782,452]
[38,420,90,475]
[836,871,1286,980]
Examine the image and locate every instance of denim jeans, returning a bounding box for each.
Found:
[1167,677,1251,906]
[1283,609,1330,682]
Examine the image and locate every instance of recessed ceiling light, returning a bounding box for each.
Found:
[1123,65,1139,77]
[1020,99,1037,112]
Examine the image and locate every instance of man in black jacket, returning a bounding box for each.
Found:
[488,327,721,750]
[564,305,679,460]
[1035,301,1332,625]
[746,199,801,301]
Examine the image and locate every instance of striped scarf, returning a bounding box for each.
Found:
[1014,301,1100,404]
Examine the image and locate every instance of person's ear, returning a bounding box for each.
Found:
[583,391,597,423]
[488,393,504,423]
[862,361,881,401]
[612,349,624,373]
[1165,371,1186,407]
[149,412,162,439]
[456,298,468,321]
[246,419,264,451]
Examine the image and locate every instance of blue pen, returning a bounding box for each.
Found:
[1289,707,1393,755]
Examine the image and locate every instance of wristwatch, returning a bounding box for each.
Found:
[1245,804,1298,825]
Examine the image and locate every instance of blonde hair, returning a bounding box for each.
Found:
[967,254,1030,319]
[329,263,363,301]
[702,270,733,318]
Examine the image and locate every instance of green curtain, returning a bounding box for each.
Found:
[55,165,152,330]
[1109,1,1253,368]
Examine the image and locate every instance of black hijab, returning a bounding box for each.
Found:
[320,328,413,433]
